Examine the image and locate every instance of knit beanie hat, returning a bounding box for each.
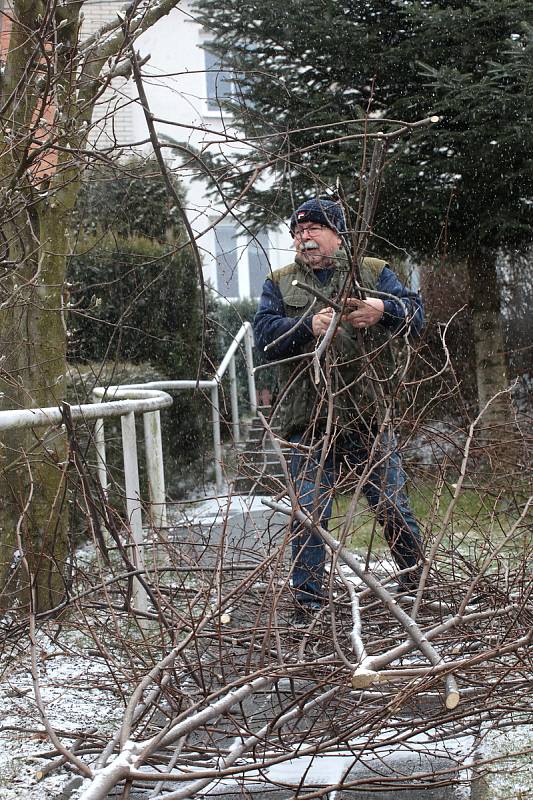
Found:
[289,198,346,235]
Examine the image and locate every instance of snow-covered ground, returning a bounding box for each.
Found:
[476,728,533,800]
[1,618,531,800]
[0,625,122,799]
[0,501,530,800]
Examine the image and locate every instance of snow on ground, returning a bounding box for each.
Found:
[0,554,531,800]
[0,621,532,799]
[0,625,123,799]
[476,725,533,800]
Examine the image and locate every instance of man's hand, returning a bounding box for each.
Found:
[312,308,335,337]
[342,297,384,329]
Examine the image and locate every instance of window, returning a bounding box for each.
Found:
[214,225,239,298]
[248,232,270,298]
[204,49,233,112]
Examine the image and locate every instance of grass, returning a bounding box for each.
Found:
[334,477,529,555]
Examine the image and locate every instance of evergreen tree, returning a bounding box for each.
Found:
[194,0,533,425]
[74,159,183,244]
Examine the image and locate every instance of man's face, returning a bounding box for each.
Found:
[293,223,342,268]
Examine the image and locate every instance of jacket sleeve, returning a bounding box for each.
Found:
[253,278,315,361]
[377,267,425,338]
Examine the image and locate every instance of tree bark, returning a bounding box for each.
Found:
[0,193,76,613]
[466,249,511,440]
[0,0,85,611]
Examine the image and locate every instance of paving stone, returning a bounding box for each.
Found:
[168,495,288,568]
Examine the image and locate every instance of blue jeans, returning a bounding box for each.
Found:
[289,429,423,605]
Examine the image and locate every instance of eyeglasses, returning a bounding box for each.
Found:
[293,224,327,238]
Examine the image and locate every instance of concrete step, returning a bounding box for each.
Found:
[246,425,281,443]
[188,751,462,800]
[238,448,289,465]
[248,416,278,430]
[248,406,274,429]
[232,406,287,495]
[239,440,284,459]
[167,495,288,567]
[234,445,286,491]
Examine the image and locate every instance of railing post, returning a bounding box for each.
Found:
[244,322,257,415]
[211,384,223,495]
[143,410,167,529]
[121,411,147,613]
[94,417,107,497]
[228,356,240,442]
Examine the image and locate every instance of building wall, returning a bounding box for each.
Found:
[0,1,12,58]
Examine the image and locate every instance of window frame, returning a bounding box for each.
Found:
[214,224,240,300]
[203,47,234,115]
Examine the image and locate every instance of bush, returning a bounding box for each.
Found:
[66,363,213,512]
[68,158,209,490]
[67,235,209,495]
[73,158,182,243]
[68,234,200,373]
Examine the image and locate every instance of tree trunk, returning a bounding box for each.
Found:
[0,193,76,614]
[466,249,511,440]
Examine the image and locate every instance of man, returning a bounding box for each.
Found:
[253,198,425,615]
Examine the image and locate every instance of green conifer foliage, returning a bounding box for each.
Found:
[194,0,533,419]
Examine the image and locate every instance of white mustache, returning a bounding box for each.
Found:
[301,241,319,251]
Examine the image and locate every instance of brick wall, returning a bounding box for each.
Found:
[0,1,13,63]
[82,0,125,36]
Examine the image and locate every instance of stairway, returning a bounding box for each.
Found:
[232,406,289,495]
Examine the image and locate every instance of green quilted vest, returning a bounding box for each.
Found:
[272,255,395,438]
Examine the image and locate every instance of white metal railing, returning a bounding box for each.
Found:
[0,322,257,612]
[110,321,257,497]
[0,390,173,613]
